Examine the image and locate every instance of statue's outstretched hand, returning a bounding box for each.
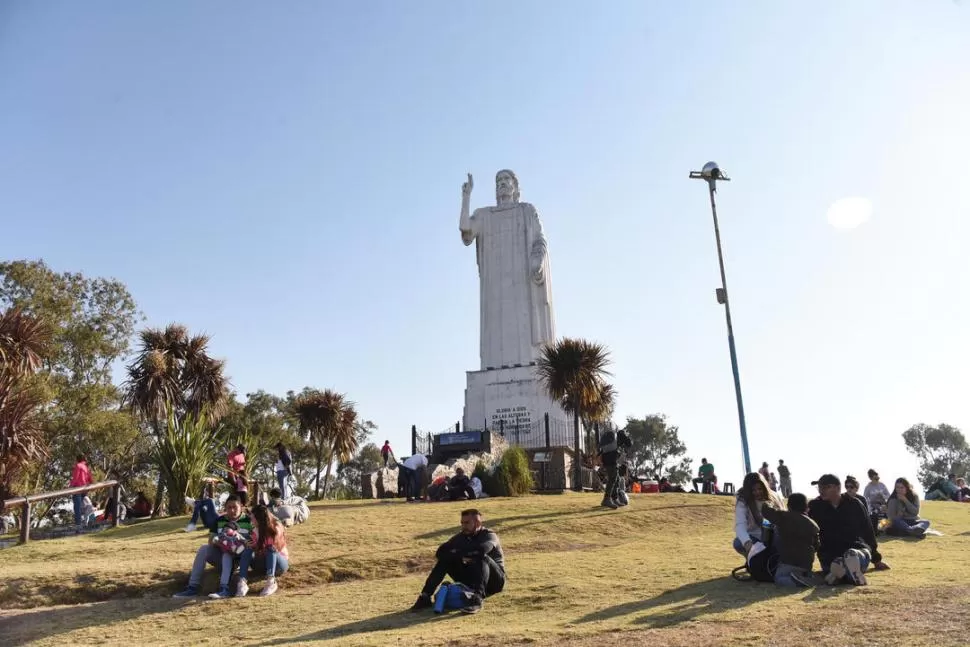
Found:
[462,173,474,198]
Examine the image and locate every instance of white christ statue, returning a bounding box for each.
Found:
[459,170,556,371]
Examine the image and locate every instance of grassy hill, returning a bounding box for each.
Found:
[1,493,969,646]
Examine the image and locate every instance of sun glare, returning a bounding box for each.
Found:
[826,197,872,230]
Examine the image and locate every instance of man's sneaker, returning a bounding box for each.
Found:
[172,586,199,598]
[409,594,433,612]
[843,553,868,585]
[259,578,278,597]
[908,526,927,538]
[235,579,249,597]
[208,587,232,599]
[825,558,846,585]
[790,570,814,588]
[184,496,196,507]
[600,499,618,510]
[874,560,891,571]
[184,522,197,533]
[460,594,483,614]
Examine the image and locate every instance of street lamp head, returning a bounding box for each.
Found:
[689,162,730,183]
[701,161,722,180]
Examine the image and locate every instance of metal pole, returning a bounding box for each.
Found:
[707,181,751,475]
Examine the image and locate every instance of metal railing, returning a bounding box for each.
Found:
[1,480,121,546]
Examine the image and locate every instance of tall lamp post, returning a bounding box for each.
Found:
[689,162,751,475]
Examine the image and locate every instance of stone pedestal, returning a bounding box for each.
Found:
[463,365,571,449]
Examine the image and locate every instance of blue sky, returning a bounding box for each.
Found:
[2,1,968,494]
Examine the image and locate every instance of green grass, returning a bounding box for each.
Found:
[1,494,969,646]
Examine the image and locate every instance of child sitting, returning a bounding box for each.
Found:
[761,493,819,587]
[236,504,290,597]
[172,494,254,599]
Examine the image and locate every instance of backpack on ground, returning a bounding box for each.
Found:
[731,542,779,583]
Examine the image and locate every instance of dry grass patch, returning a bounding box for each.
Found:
[1,494,969,646]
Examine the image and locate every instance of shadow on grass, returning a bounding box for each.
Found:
[252,609,458,645]
[0,598,186,646]
[574,576,810,628]
[91,518,185,542]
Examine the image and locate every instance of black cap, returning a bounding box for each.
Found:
[811,474,840,487]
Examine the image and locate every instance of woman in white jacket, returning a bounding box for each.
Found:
[733,471,784,555]
[863,469,890,514]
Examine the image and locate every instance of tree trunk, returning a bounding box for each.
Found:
[322,454,335,499]
[314,452,323,499]
[573,411,582,492]
[151,473,166,518]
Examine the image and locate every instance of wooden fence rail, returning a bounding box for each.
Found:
[1,480,120,546]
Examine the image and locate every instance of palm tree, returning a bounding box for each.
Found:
[122,324,229,515]
[294,389,360,498]
[0,308,52,501]
[584,382,617,451]
[536,338,612,491]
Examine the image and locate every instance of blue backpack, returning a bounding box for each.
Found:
[433,583,474,613]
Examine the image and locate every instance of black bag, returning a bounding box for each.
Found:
[731,543,779,583]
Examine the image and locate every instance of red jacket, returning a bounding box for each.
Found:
[70,461,92,487]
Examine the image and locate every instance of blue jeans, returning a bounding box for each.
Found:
[189,499,219,530]
[276,470,289,498]
[890,518,930,534]
[775,563,811,587]
[239,546,289,580]
[72,494,84,527]
[188,544,236,590]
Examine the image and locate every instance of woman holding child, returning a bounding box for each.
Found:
[733,472,784,555]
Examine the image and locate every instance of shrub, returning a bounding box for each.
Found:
[493,447,534,497]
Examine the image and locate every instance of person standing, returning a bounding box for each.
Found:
[381,440,393,468]
[274,442,292,498]
[400,453,429,501]
[70,455,93,531]
[226,444,248,506]
[777,460,792,498]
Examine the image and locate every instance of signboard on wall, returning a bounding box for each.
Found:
[438,431,483,447]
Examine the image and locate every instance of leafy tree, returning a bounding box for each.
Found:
[536,337,612,491]
[218,390,295,488]
[902,423,970,489]
[623,415,692,485]
[293,388,360,498]
[123,324,229,514]
[0,261,142,496]
[333,442,382,499]
[0,308,52,500]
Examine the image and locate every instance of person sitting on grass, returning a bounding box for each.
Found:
[410,508,505,615]
[692,458,716,493]
[236,504,289,597]
[268,488,310,526]
[761,493,818,587]
[448,467,477,501]
[184,479,219,533]
[887,477,931,537]
[127,491,152,519]
[844,475,891,570]
[956,477,970,502]
[733,472,783,556]
[173,494,254,600]
[808,474,882,586]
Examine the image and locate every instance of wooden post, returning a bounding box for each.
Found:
[19,500,30,545]
[111,483,121,528]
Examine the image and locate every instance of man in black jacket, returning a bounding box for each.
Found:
[808,473,883,586]
[447,467,476,501]
[410,509,505,614]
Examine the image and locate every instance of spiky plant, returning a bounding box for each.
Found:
[153,407,219,515]
[0,308,52,501]
[536,338,612,491]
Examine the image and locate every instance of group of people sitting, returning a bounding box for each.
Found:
[924,473,970,502]
[732,469,934,587]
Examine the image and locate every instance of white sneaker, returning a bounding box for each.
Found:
[235,579,249,597]
[843,553,868,585]
[259,578,278,597]
[825,558,847,585]
[185,496,196,507]
[184,522,196,533]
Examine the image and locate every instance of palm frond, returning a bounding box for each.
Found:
[0,308,52,377]
[536,337,612,417]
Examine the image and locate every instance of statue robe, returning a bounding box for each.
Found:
[462,202,555,370]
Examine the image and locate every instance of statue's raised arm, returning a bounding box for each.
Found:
[459,173,476,246]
